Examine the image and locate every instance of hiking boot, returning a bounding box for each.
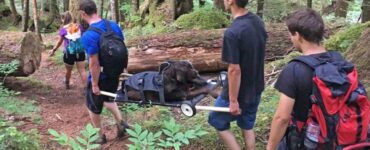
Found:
[93,134,107,145]
[117,121,130,139]
[64,80,70,90]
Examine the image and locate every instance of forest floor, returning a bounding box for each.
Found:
[5,51,128,149]
[1,32,130,149]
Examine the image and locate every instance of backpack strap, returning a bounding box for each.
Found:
[88,26,104,34]
[291,55,322,69]
[137,74,146,103]
[87,20,114,34]
[158,62,171,104]
[327,51,344,61]
[104,20,113,32]
[291,51,343,69]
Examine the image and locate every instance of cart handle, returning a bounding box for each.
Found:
[195,106,230,112]
[121,73,133,77]
[100,91,230,113]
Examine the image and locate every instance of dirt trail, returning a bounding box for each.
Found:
[15,52,127,149]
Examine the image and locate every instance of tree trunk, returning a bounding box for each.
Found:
[41,0,49,12]
[307,0,312,8]
[132,0,139,13]
[69,0,80,23]
[170,0,176,20]
[199,0,205,7]
[214,0,225,11]
[110,0,119,22]
[118,0,125,22]
[174,0,193,19]
[63,0,69,12]
[21,0,24,9]
[9,0,21,25]
[105,2,110,19]
[32,0,42,41]
[97,0,104,17]
[0,32,42,76]
[50,0,59,19]
[321,0,326,13]
[335,0,351,18]
[22,0,30,32]
[362,0,370,23]
[126,24,292,73]
[126,29,226,73]
[257,0,264,18]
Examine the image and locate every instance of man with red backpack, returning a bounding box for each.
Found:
[267,8,370,150]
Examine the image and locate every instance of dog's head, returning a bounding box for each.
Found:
[161,61,207,86]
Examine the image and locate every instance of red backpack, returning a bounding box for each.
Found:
[290,51,370,149]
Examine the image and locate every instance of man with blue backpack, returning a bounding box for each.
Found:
[79,0,129,144]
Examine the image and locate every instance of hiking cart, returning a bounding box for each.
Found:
[100,72,229,117]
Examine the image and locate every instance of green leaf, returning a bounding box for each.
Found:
[162,129,173,137]
[76,136,88,146]
[60,133,69,142]
[88,144,100,150]
[174,133,184,140]
[181,138,189,145]
[139,130,149,140]
[127,144,137,150]
[174,142,181,150]
[88,134,99,143]
[154,131,162,138]
[126,129,138,137]
[48,129,60,137]
[128,137,139,143]
[80,130,89,138]
[86,123,94,131]
[134,124,142,134]
[69,139,82,150]
[195,131,208,137]
[147,132,154,140]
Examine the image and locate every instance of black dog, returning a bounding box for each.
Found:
[124,61,216,102]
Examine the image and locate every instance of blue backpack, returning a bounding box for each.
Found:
[65,23,85,56]
[67,38,84,55]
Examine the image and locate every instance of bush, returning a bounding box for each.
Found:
[48,123,101,150]
[0,120,41,150]
[175,7,230,30]
[265,51,302,74]
[0,60,19,81]
[126,118,208,150]
[325,22,370,53]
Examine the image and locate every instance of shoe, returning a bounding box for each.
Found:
[64,80,70,90]
[117,121,130,139]
[93,134,107,145]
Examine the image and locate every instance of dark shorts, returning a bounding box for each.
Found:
[208,94,261,131]
[85,77,119,114]
[63,52,86,65]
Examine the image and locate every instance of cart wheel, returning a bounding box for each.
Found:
[181,102,196,117]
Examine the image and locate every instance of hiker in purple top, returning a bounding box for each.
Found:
[49,11,87,90]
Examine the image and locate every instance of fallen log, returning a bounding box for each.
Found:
[126,23,292,74]
[0,31,42,76]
